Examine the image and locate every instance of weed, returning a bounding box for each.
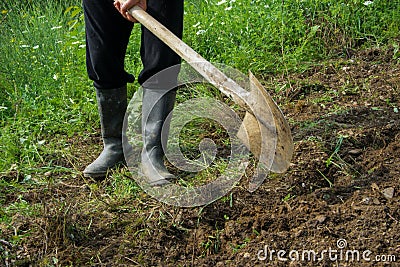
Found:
[201,233,221,256]
[326,135,345,168]
[317,169,334,188]
[230,237,250,253]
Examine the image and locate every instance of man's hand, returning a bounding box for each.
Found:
[114,0,147,22]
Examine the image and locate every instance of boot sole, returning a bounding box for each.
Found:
[83,172,107,179]
[138,168,176,187]
[82,160,126,179]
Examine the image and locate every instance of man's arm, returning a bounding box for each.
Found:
[114,0,147,22]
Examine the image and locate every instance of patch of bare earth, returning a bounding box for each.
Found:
[1,48,399,266]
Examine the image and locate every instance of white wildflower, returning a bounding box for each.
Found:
[79,44,86,48]
[363,1,373,6]
[20,45,29,48]
[72,41,80,45]
[33,45,39,49]
[217,0,227,5]
[38,140,46,145]
[53,74,58,80]
[225,6,232,10]
[196,30,206,35]
[193,22,201,28]
[51,26,62,30]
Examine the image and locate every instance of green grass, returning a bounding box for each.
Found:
[184,0,400,72]
[1,0,399,177]
[0,1,94,176]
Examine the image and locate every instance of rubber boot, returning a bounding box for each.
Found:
[83,86,127,178]
[141,88,176,186]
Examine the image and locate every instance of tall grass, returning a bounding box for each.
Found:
[184,0,400,72]
[0,0,399,178]
[0,1,92,176]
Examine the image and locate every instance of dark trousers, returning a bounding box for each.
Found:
[83,0,184,89]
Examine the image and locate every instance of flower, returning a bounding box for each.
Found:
[363,1,373,6]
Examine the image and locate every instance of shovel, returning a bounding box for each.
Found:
[120,3,293,175]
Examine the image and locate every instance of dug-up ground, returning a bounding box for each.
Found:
[1,48,399,266]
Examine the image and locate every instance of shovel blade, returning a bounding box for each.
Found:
[237,72,293,173]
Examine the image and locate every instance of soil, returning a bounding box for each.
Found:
[1,48,399,266]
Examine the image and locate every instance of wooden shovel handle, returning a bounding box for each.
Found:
[125,5,248,105]
[128,6,204,67]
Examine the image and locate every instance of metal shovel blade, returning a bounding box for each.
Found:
[237,72,293,173]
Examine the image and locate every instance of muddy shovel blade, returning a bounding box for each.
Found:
[237,73,293,173]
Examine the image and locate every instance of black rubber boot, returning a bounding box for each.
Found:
[83,86,127,179]
[141,88,176,186]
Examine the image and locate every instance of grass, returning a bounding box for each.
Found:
[184,0,400,72]
[0,0,399,264]
[0,1,93,177]
[1,0,399,177]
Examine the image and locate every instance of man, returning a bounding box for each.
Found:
[82,0,183,186]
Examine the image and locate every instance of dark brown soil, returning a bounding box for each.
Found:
[1,48,399,266]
